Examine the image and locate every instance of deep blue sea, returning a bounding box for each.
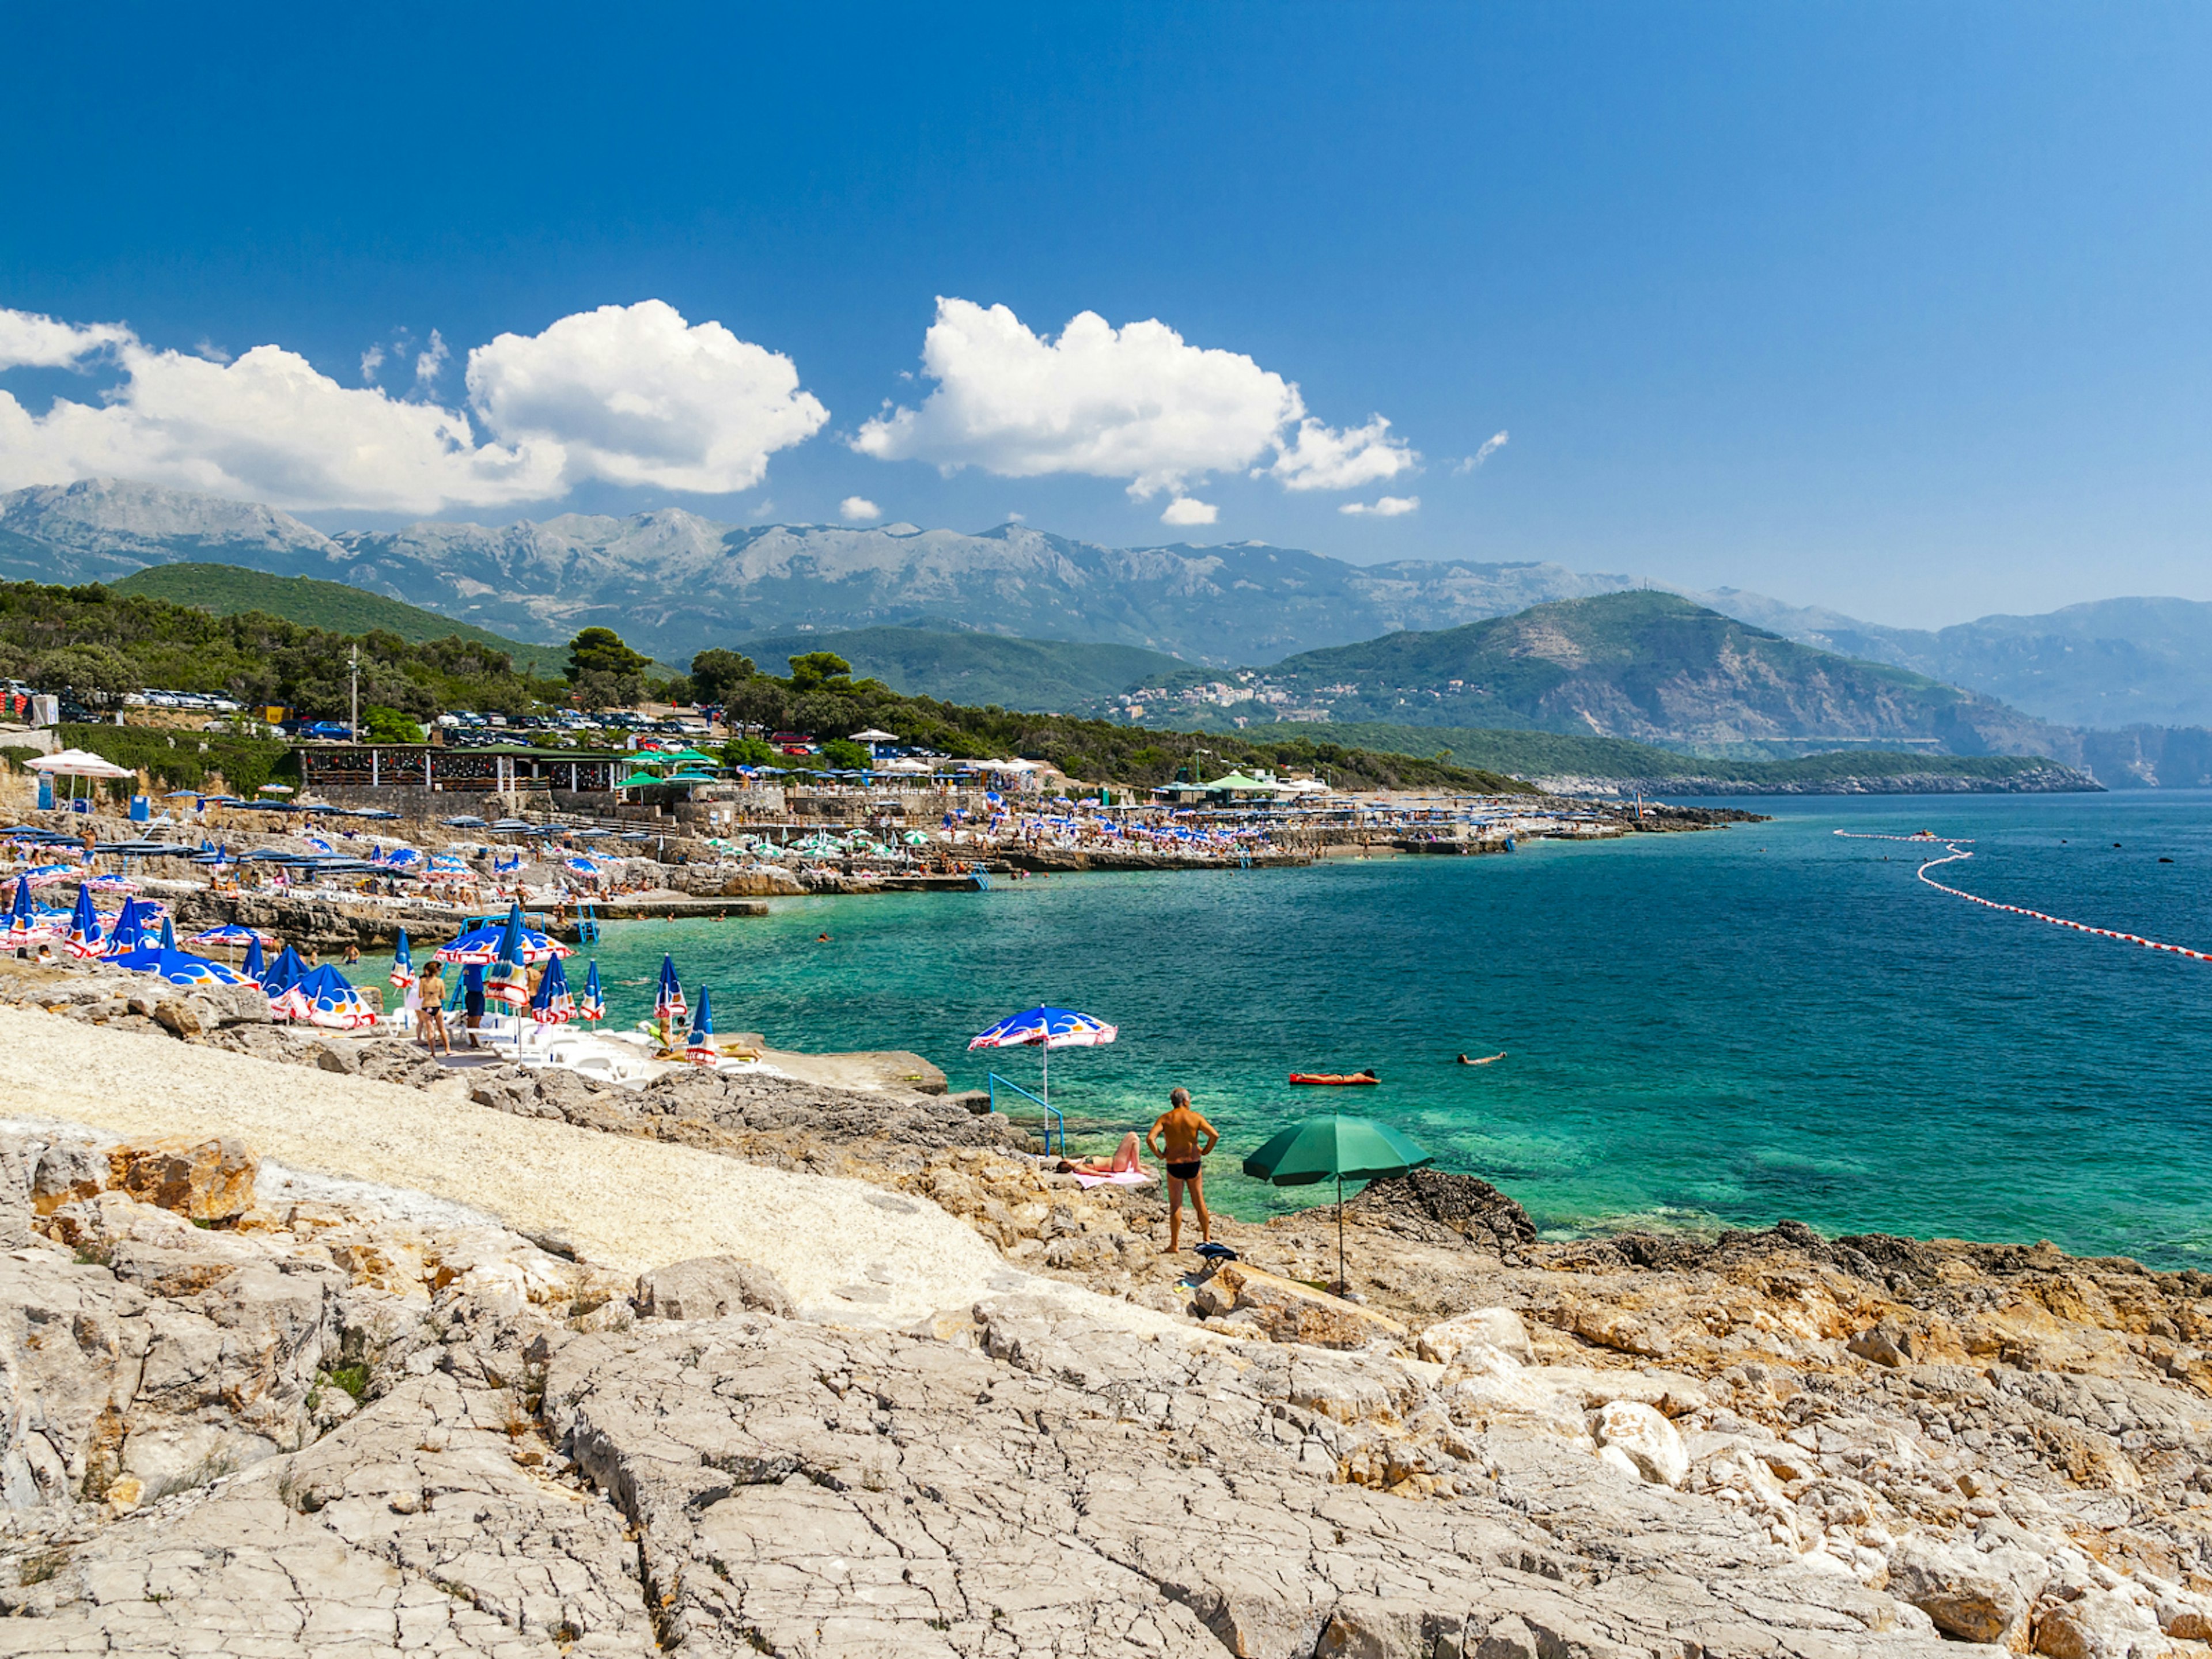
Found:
[371,793,2212,1266]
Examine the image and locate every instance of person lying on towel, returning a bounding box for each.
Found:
[1056,1132,1145,1177]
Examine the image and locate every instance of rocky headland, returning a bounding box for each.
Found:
[0,957,2205,1657]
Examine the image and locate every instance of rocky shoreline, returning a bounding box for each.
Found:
[0,960,2205,1656]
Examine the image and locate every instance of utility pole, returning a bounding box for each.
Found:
[349,645,360,744]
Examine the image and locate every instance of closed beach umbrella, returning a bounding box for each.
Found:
[1242,1113,1433,1292]
[531,952,575,1026]
[685,985,717,1065]
[390,927,415,989]
[65,884,103,959]
[967,1005,1118,1116]
[2,877,47,949]
[242,933,266,982]
[158,916,177,952]
[579,960,605,1023]
[654,953,687,1025]
[104,896,146,956]
[486,904,531,1010]
[263,942,308,1002]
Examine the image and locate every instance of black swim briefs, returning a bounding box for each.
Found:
[1166,1160,1202,1180]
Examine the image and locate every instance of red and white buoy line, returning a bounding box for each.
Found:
[1835,830,2212,964]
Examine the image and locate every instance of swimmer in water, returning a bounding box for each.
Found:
[1456,1052,1507,1066]
[816,932,830,942]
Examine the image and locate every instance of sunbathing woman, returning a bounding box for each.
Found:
[1056,1132,1144,1176]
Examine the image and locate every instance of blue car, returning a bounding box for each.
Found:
[297,721,353,740]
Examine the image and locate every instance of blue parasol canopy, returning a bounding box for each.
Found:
[293,964,375,1028]
[262,944,309,997]
[685,985,717,1063]
[579,959,605,1022]
[530,952,575,1025]
[654,953,686,1024]
[389,927,414,988]
[243,933,266,982]
[65,884,103,959]
[110,942,252,986]
[103,896,146,956]
[434,917,571,965]
[968,1006,1119,1051]
[486,903,531,1008]
[158,916,177,952]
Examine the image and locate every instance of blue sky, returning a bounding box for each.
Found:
[3,1,2209,627]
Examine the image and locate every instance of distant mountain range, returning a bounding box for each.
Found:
[11,478,2212,787]
[1703,590,2212,730]
[0,479,1640,668]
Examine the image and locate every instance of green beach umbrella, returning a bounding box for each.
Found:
[1243,1113,1433,1292]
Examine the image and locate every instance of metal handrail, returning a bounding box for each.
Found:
[987,1072,1063,1155]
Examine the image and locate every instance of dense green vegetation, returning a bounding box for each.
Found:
[110,563,569,677]
[740,623,1187,711]
[1282,720,2073,786]
[710,652,1531,793]
[0,581,567,721]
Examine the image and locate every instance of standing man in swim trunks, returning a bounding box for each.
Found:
[1147,1088,1219,1252]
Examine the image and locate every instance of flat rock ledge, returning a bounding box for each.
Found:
[0,963,2205,1654]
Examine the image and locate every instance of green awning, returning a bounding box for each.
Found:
[614,771,666,788]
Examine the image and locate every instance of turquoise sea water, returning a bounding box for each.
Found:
[368,794,2212,1266]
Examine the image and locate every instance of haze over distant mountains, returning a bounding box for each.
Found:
[6,478,2212,739]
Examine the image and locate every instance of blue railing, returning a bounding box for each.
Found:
[987,1072,1063,1155]
[574,900,600,943]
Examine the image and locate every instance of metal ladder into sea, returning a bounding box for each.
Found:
[987,1073,1063,1156]
[573,900,600,943]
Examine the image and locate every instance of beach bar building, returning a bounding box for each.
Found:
[296,744,631,794]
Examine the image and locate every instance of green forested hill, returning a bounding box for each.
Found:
[1259,591,2066,756]
[742,624,1184,710]
[111,563,569,677]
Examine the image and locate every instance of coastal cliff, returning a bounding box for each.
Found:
[0,968,2204,1656]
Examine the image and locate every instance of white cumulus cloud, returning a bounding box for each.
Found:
[854,297,1414,501]
[1160,496,1218,527]
[467,300,827,495]
[0,310,132,370]
[839,495,880,522]
[359,344,386,383]
[0,299,828,512]
[1453,430,1509,474]
[414,328,448,385]
[1339,495,1419,517]
[1267,416,1416,493]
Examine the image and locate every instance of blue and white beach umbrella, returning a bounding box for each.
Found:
[433,918,571,967]
[295,964,375,1029]
[110,941,252,987]
[103,896,146,956]
[65,884,103,959]
[967,1005,1118,1111]
[262,942,308,1001]
[654,953,686,1025]
[243,933,266,982]
[579,960,605,1023]
[389,927,415,990]
[685,985,717,1065]
[531,952,575,1027]
[158,916,177,952]
[2,876,50,949]
[486,904,531,1010]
